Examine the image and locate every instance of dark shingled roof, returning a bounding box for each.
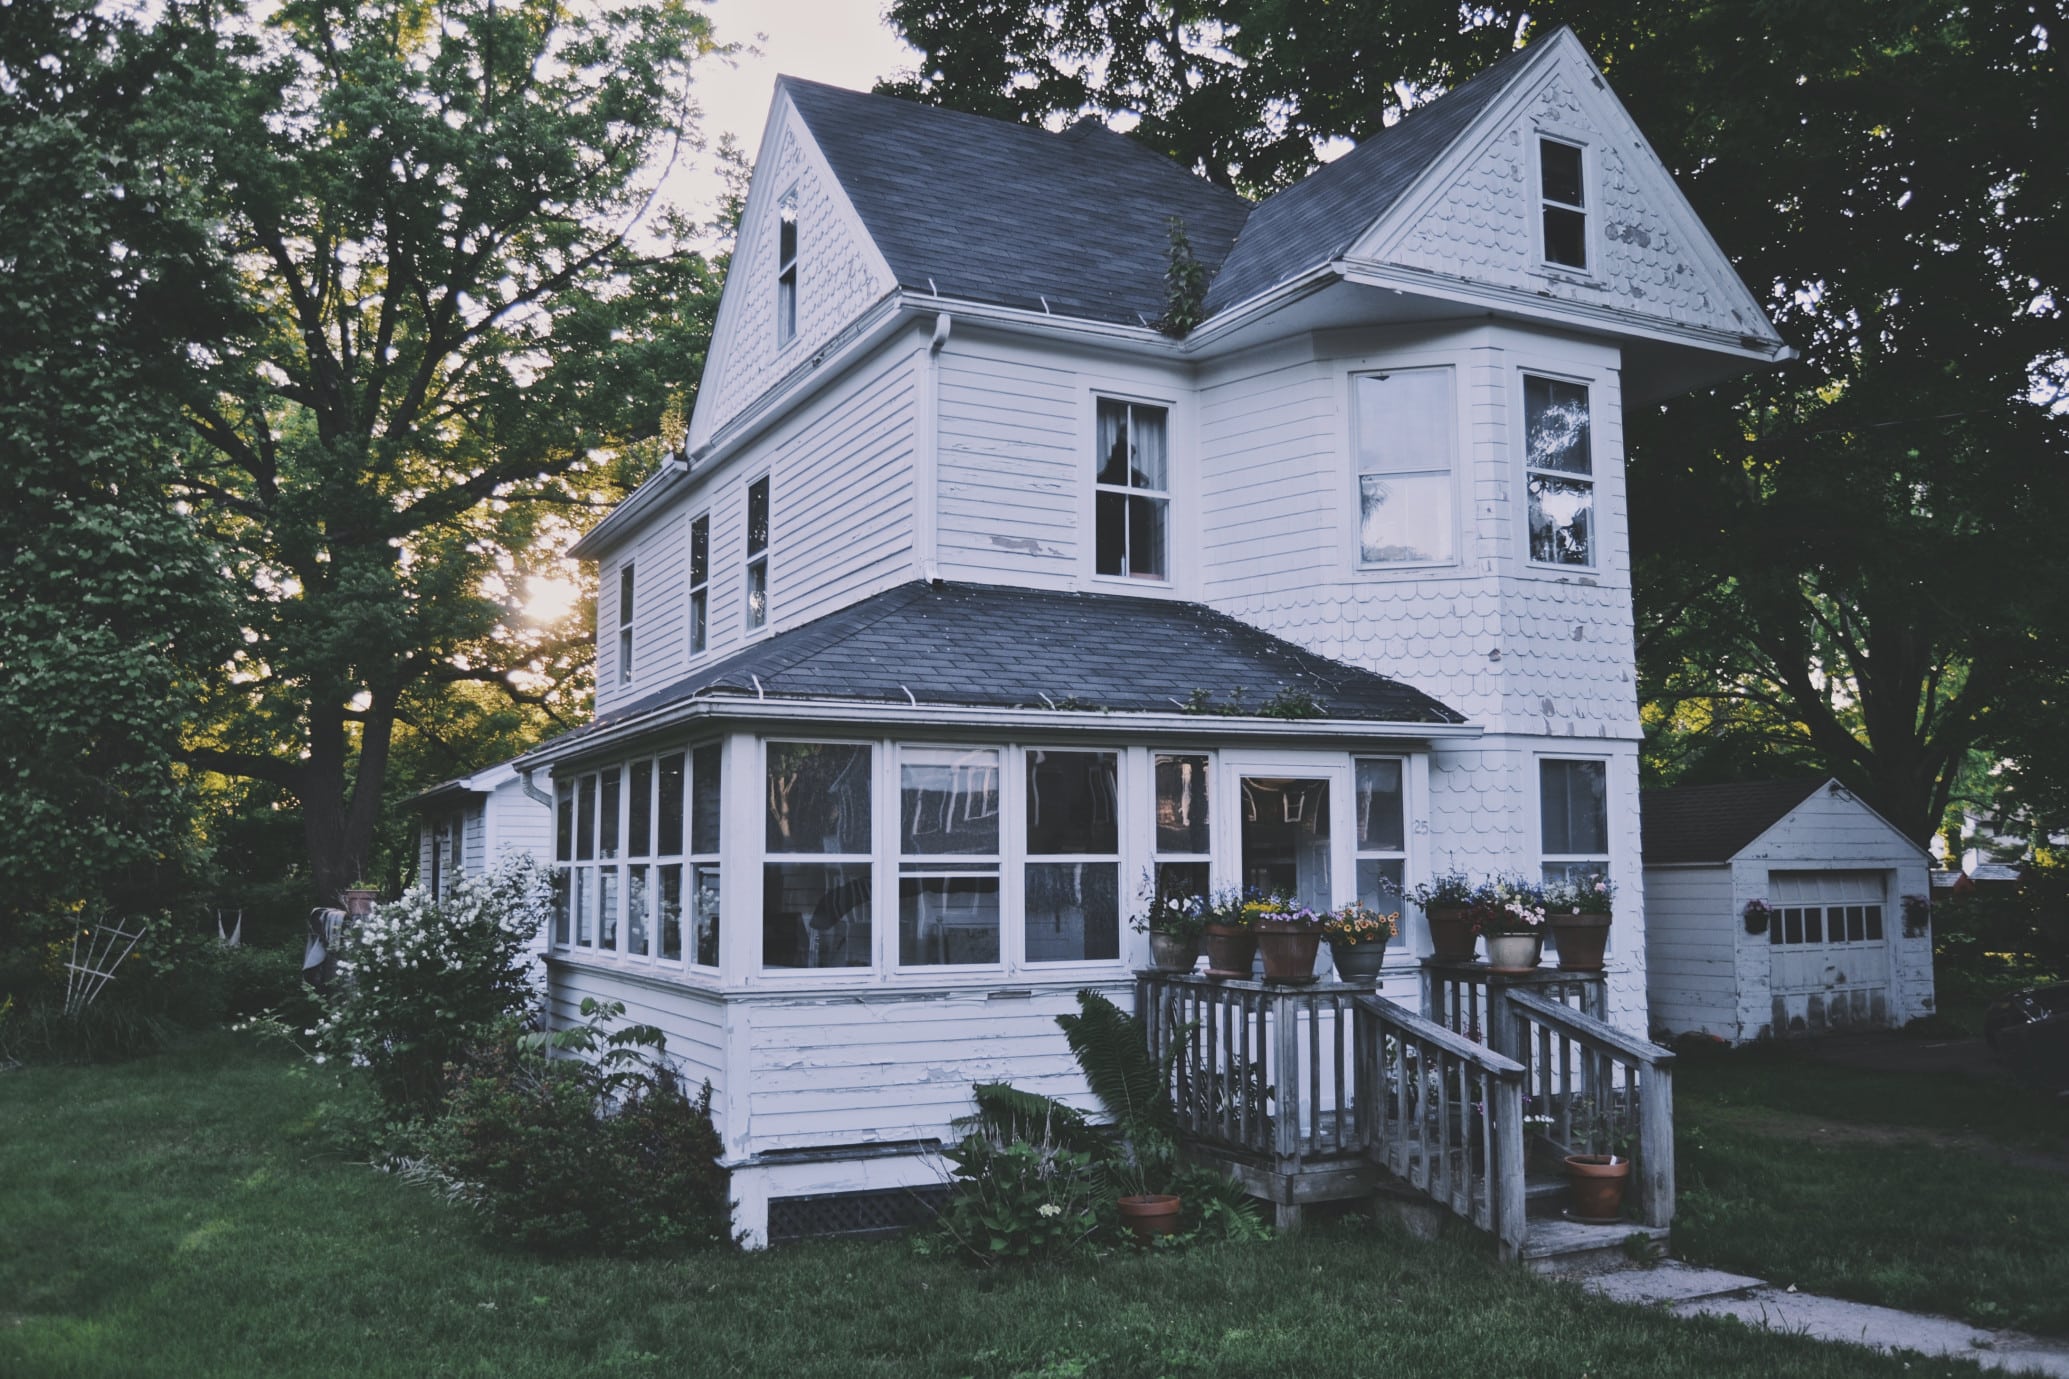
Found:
[1641,779,1829,865]
[534,581,1465,757]
[1202,39,1549,315]
[783,79,1252,327]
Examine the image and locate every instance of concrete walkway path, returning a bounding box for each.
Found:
[1582,1261,2069,1377]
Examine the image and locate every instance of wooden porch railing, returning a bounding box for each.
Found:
[1353,992,1530,1258]
[1501,989,1676,1227]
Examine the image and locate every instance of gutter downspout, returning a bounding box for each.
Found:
[917,312,949,583]
[518,766,553,809]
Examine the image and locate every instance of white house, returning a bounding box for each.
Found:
[510,27,1788,1245]
[408,759,554,900]
[1642,778,1935,1043]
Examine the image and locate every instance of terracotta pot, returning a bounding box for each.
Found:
[1549,913,1611,971]
[1565,1153,1631,1223]
[1425,905,1480,962]
[1147,930,1199,973]
[1329,938,1387,983]
[1117,1193,1184,1240]
[1256,923,1323,984]
[340,887,378,917]
[1483,931,1543,974]
[1203,924,1258,979]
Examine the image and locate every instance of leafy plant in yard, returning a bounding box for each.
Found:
[315,856,550,1117]
[423,999,731,1256]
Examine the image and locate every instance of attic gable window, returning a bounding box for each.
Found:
[1094,399,1169,580]
[775,189,799,347]
[1539,137,1588,270]
[617,564,636,684]
[1524,374,1594,566]
[744,475,771,630]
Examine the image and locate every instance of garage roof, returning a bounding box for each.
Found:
[1641,778,1829,864]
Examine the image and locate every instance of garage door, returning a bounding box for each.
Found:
[1767,870,1891,1034]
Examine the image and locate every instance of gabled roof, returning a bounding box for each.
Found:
[1202,40,1547,315]
[525,581,1466,762]
[1641,778,1829,865]
[783,78,1253,328]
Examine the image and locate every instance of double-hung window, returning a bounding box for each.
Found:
[1353,368,1455,565]
[776,189,799,347]
[597,767,622,950]
[898,748,1003,967]
[1539,137,1587,270]
[1152,754,1211,903]
[1024,750,1121,962]
[616,565,636,684]
[687,514,709,656]
[745,476,770,630]
[1540,759,1609,886]
[1094,399,1169,580]
[763,742,872,969]
[1354,758,1408,951]
[1524,374,1594,566]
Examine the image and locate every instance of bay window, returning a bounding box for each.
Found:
[1353,368,1455,565]
[1540,758,1609,885]
[1524,374,1594,567]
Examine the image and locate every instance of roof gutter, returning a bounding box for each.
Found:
[1179,262,1344,353]
[515,694,1483,771]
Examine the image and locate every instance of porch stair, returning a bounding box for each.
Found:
[1519,1175,1670,1276]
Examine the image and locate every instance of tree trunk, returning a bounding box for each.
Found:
[302,695,395,905]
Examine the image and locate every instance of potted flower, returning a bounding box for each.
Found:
[1545,873,1613,972]
[1249,893,1324,984]
[1201,887,1257,979]
[1742,898,1774,936]
[1131,889,1205,973]
[1410,872,1482,962]
[1481,877,1547,973]
[340,879,379,917]
[1321,901,1397,982]
[1564,1098,1634,1224]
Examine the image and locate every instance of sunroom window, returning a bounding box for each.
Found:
[763,742,872,969]
[1024,750,1121,962]
[1094,399,1169,580]
[1354,758,1408,950]
[1353,369,1455,565]
[898,747,1003,966]
[1524,375,1594,566]
[1152,754,1210,904]
[1540,137,1587,270]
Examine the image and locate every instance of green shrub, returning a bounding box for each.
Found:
[925,1124,1103,1266]
[422,1004,731,1256]
[0,997,172,1064]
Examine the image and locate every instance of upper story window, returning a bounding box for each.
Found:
[1524,375,1594,567]
[1540,758,1608,884]
[1353,368,1455,565]
[776,189,799,347]
[1094,399,1169,581]
[1539,137,1587,270]
[616,564,636,684]
[744,475,770,630]
[687,513,709,656]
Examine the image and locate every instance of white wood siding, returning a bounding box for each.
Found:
[548,963,728,1126]
[1641,865,1741,1040]
[934,349,1082,584]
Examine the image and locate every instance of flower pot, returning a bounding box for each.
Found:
[1564,1154,1631,1224]
[1549,913,1611,972]
[1147,931,1199,973]
[1117,1193,1183,1240]
[340,887,378,917]
[1203,924,1257,979]
[1256,923,1322,984]
[1425,905,1480,962]
[1483,932,1543,974]
[1328,938,1387,983]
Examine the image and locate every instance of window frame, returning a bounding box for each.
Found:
[1088,390,1176,588]
[686,511,710,658]
[743,473,771,633]
[1537,755,1611,884]
[1021,746,1128,969]
[775,187,799,348]
[759,737,877,975]
[1149,751,1214,913]
[892,743,1006,975]
[1348,364,1462,572]
[1352,756,1411,953]
[616,562,636,685]
[1533,133,1593,275]
[1518,369,1598,571]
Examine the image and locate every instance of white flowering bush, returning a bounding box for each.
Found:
[317,855,551,1116]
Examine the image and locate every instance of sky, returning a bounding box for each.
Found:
[671,0,919,218]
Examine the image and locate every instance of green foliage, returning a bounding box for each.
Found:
[1056,990,1177,1150]
[1154,216,1208,337]
[423,1008,731,1257]
[314,856,550,1117]
[924,1123,1105,1266]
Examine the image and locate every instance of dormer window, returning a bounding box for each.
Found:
[744,475,770,630]
[1539,137,1587,270]
[776,189,799,347]
[616,563,636,684]
[1093,398,1168,580]
[1524,374,1593,566]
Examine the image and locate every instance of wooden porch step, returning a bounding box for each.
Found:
[1520,1218,1670,1278]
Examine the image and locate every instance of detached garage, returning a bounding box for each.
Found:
[1642,778,1934,1043]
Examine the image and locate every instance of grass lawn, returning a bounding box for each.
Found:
[1673,1040,2069,1336]
[0,1035,1993,1379]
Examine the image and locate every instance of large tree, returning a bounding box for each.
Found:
[168,0,726,899]
[884,0,2069,842]
[0,3,236,944]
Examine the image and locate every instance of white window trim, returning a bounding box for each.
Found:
[686,510,711,660]
[775,186,799,350]
[1345,360,1466,574]
[617,563,636,685]
[1351,754,1412,951]
[891,742,1008,977]
[1535,753,1613,880]
[1529,128,1600,282]
[743,472,773,636]
[1085,386,1180,591]
[756,736,879,978]
[1512,362,1605,574]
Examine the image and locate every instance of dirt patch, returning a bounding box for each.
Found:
[1713,1105,2069,1177]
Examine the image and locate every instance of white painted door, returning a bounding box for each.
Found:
[1766,870,1892,1033]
